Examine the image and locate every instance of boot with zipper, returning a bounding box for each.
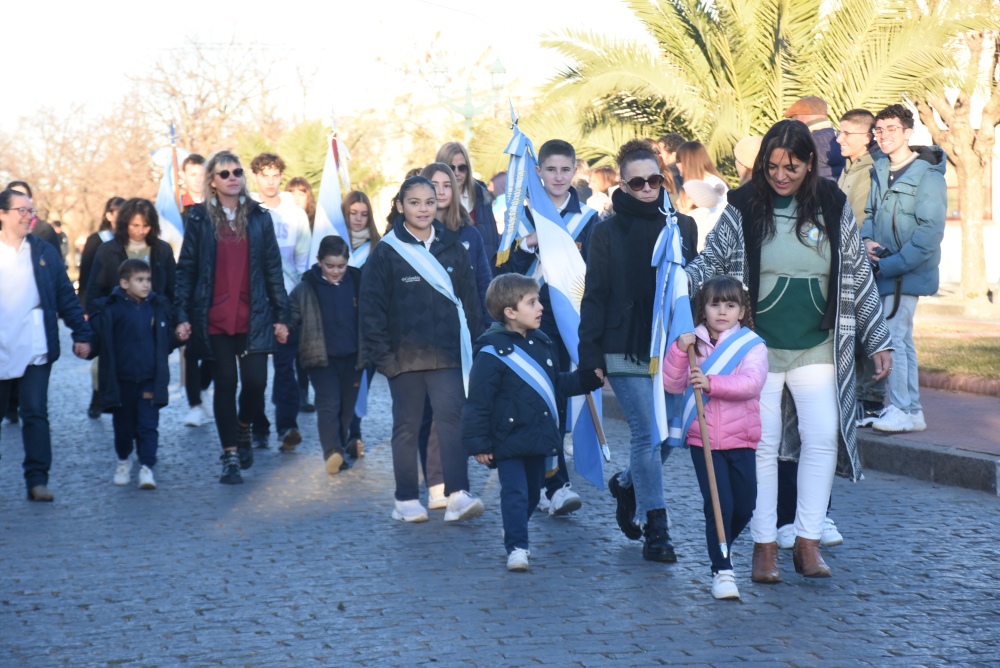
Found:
[642,509,677,563]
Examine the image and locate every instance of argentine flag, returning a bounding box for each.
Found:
[151,143,188,257]
[309,134,351,262]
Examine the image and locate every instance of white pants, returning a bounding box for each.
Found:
[751,364,839,542]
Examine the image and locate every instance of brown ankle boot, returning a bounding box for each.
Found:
[751,542,780,583]
[793,537,831,577]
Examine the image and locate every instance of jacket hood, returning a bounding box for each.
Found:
[912,145,947,175]
[474,322,551,355]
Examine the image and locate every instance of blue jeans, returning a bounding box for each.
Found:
[497,456,546,553]
[0,363,53,490]
[113,379,159,467]
[883,294,921,412]
[607,375,672,522]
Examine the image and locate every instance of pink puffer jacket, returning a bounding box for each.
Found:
[662,323,768,450]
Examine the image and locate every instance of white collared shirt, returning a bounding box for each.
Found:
[0,238,48,379]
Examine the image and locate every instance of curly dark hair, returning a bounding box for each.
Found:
[875,104,914,130]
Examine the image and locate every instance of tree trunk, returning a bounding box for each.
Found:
[955,158,989,298]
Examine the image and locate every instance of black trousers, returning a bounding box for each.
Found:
[184,345,213,408]
[689,446,756,573]
[210,334,268,450]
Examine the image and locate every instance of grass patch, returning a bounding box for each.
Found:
[914,337,1000,379]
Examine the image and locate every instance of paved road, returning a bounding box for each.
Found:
[2,329,999,667]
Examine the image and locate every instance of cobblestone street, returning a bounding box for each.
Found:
[2,329,999,666]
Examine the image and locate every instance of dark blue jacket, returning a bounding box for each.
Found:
[89,288,175,411]
[462,324,590,462]
[24,235,91,362]
[174,202,290,358]
[456,222,493,324]
[469,180,500,269]
[810,123,846,182]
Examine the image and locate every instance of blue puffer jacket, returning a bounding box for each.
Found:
[860,146,947,297]
[462,324,590,462]
[26,235,91,362]
[469,180,500,269]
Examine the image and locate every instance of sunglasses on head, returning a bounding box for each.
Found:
[217,168,244,180]
[451,163,469,174]
[625,174,665,191]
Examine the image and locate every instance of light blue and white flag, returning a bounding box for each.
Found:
[649,192,694,460]
[151,124,188,255]
[351,242,372,417]
[348,241,371,269]
[496,104,535,267]
[309,134,350,262]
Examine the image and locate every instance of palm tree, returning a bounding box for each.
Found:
[543,0,984,164]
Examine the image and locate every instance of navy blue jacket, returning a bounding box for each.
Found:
[462,324,590,462]
[89,288,175,411]
[811,123,846,182]
[24,235,91,362]
[456,222,492,324]
[469,180,500,269]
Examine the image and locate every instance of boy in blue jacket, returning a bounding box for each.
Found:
[462,274,602,572]
[90,259,175,490]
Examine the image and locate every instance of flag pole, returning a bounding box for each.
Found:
[687,346,728,560]
[585,394,611,462]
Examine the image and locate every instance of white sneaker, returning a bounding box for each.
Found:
[910,410,927,432]
[563,434,574,458]
[549,483,582,516]
[872,405,915,433]
[443,490,485,522]
[391,499,429,523]
[138,465,156,490]
[201,400,214,420]
[776,523,796,550]
[712,570,740,600]
[427,483,447,510]
[537,492,551,513]
[506,548,530,572]
[820,517,843,547]
[184,405,206,427]
[113,459,131,486]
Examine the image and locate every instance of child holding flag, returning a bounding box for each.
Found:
[662,276,767,599]
[463,274,603,571]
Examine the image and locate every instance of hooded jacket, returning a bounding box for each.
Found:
[289,264,363,370]
[860,145,947,297]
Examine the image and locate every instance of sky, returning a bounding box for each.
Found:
[5,0,650,131]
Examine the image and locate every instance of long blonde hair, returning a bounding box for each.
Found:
[203,150,253,239]
[435,142,477,211]
[420,163,468,232]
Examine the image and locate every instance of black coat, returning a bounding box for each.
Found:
[359,220,483,378]
[173,202,290,358]
[88,289,176,411]
[578,207,698,373]
[85,237,176,314]
[462,325,589,461]
[78,230,110,306]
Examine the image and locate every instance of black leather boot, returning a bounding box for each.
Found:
[642,509,677,563]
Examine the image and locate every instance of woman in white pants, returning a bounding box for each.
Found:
[685,120,893,581]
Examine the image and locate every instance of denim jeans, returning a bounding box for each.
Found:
[0,363,53,490]
[883,294,921,413]
[607,375,672,522]
[497,456,546,553]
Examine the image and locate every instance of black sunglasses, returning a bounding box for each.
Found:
[625,174,665,191]
[451,163,469,174]
[217,168,244,180]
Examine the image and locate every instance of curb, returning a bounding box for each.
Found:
[919,371,1000,397]
[600,388,1000,496]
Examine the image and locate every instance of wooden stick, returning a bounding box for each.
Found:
[585,393,611,462]
[688,347,729,560]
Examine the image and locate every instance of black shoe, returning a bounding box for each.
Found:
[609,472,642,540]
[237,424,253,470]
[299,399,316,413]
[219,452,243,485]
[642,509,677,563]
[87,391,101,419]
[345,437,365,459]
[279,428,302,452]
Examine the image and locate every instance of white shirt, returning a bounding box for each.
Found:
[257,192,312,294]
[0,238,48,379]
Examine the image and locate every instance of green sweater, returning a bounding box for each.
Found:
[756,196,834,372]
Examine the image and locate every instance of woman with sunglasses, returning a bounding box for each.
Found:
[579,139,698,563]
[174,150,290,485]
[436,142,500,268]
[684,120,892,581]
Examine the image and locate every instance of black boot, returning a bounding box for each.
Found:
[642,509,677,563]
[236,424,254,470]
[608,472,642,540]
[87,390,101,419]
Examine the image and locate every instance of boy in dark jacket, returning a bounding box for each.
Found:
[90,259,175,490]
[463,274,602,572]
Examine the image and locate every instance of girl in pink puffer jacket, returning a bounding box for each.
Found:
[663,275,767,601]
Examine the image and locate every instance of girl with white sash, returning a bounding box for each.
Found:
[662,276,767,600]
[359,176,485,523]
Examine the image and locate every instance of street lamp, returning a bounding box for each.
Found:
[430,58,506,146]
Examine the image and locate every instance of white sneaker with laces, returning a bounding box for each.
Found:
[537,492,551,513]
[910,410,927,432]
[820,517,843,547]
[711,570,740,600]
[138,465,157,490]
[549,483,582,516]
[427,483,447,510]
[443,490,485,522]
[201,400,214,420]
[563,434,574,458]
[113,459,132,486]
[184,405,206,427]
[507,548,530,572]
[391,499,429,523]
[872,405,915,433]
[776,523,796,550]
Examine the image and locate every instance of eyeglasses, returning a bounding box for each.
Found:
[2,207,37,217]
[216,168,244,180]
[625,174,665,191]
[837,131,870,138]
[873,125,903,136]
[450,163,469,174]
